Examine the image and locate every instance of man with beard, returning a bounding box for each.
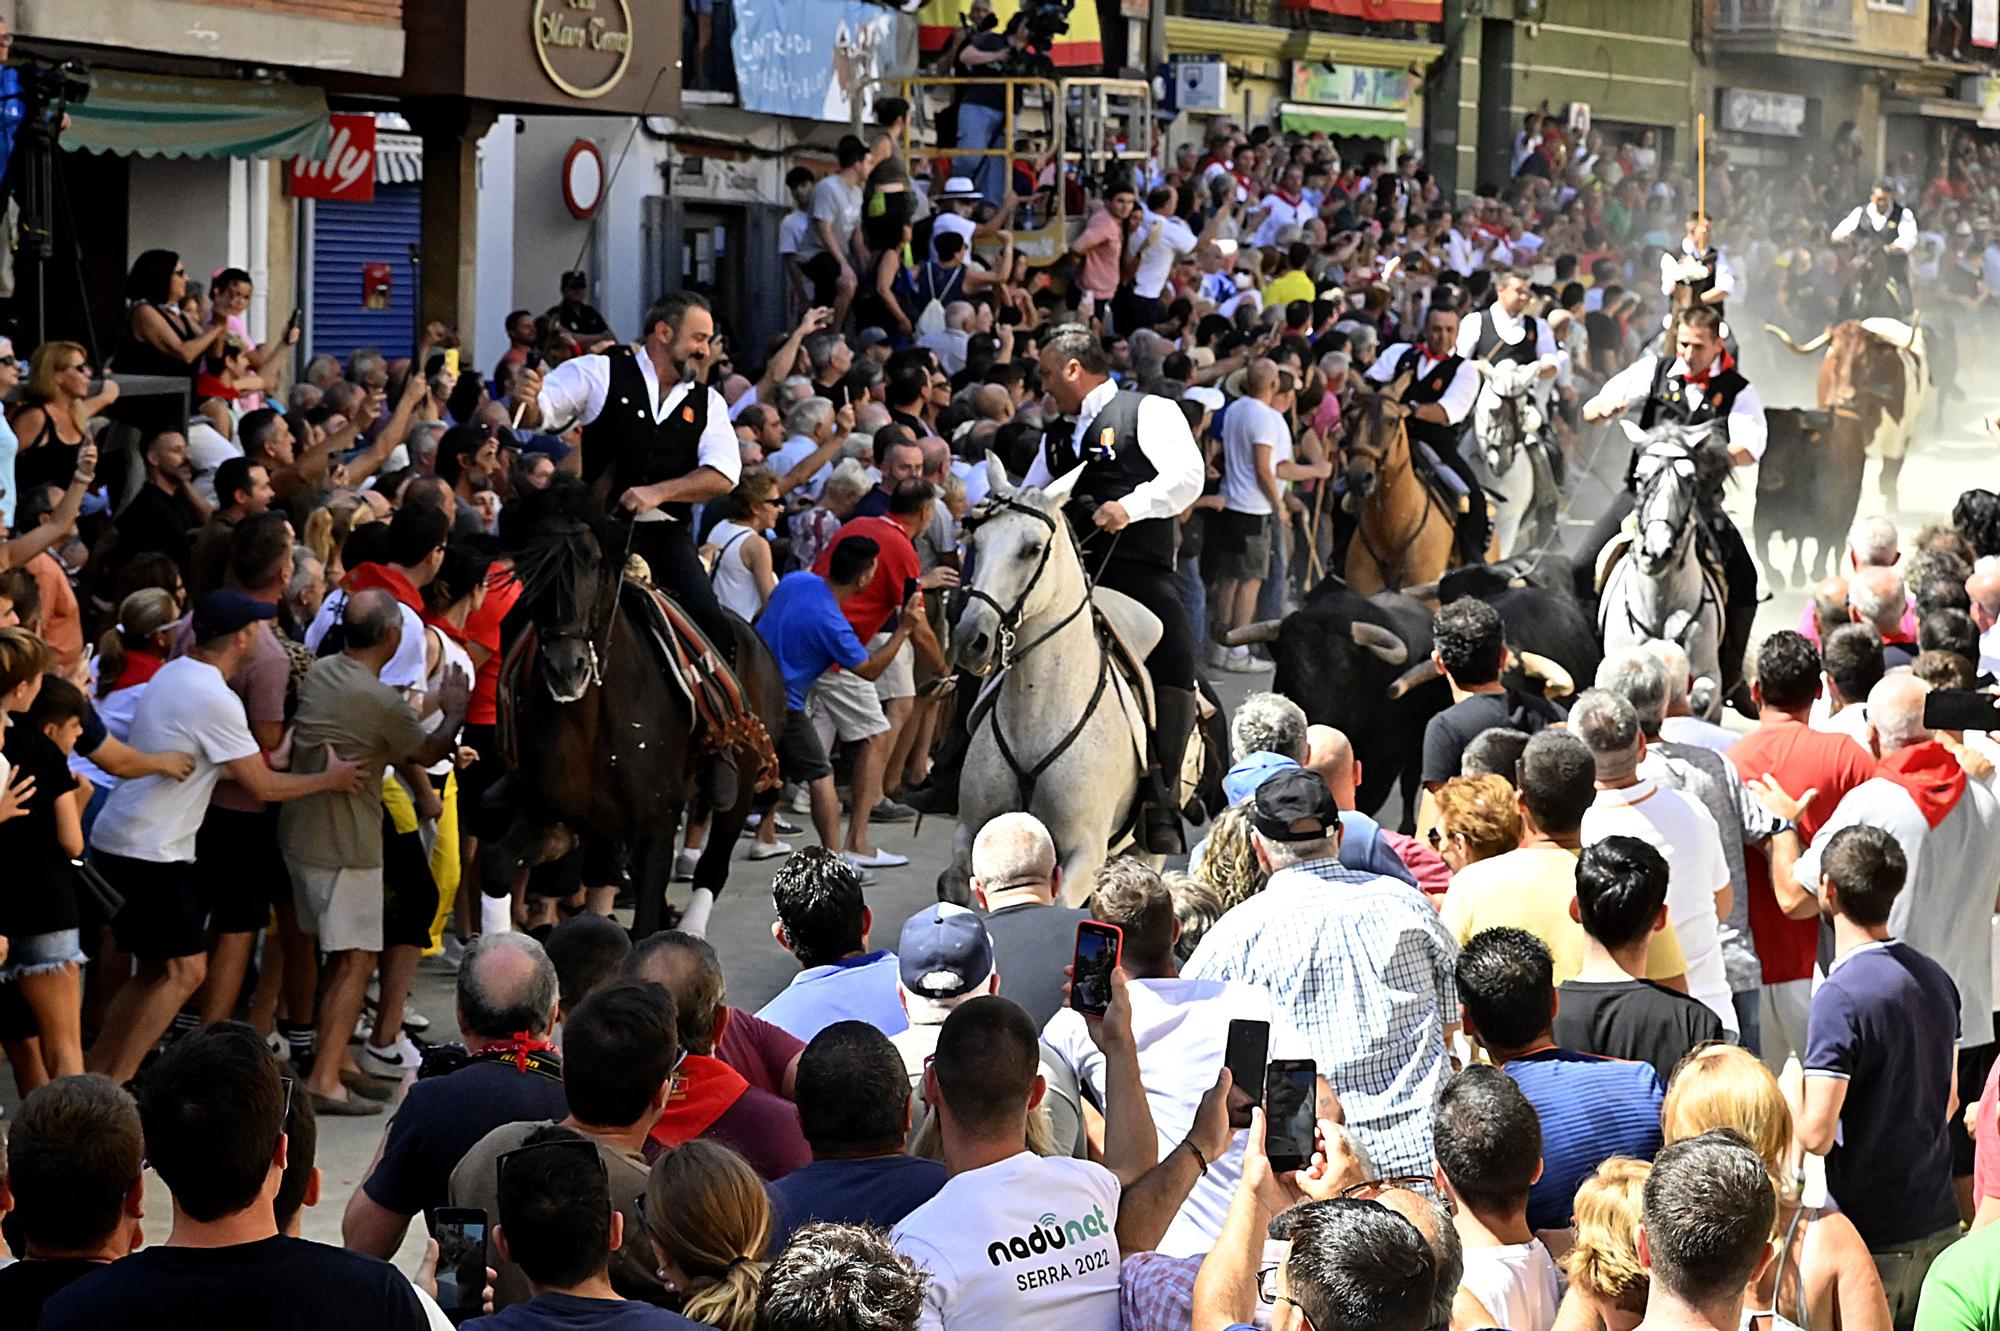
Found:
[512,291,749,804]
[435,423,504,538]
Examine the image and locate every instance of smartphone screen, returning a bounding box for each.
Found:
[1264,1059,1317,1173]
[431,1207,488,1323]
[1069,921,1121,1017]
[1224,1020,1270,1129]
[444,347,460,379]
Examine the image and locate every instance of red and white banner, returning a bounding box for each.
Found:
[1977,0,1998,50]
[289,113,376,203]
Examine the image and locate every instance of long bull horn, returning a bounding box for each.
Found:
[1386,658,1443,699]
[1764,323,1831,355]
[1511,650,1575,697]
[1350,621,1409,665]
[1223,620,1283,647]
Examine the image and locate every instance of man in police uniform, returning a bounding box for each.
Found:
[512,290,747,796]
[1367,304,1487,563]
[1578,306,1766,703]
[1020,324,1204,853]
[1831,183,1918,320]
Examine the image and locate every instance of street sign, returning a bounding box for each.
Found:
[1718,88,1807,138]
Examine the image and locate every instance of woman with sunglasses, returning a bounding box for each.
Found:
[114,250,230,433]
[11,340,119,501]
[1430,774,1522,876]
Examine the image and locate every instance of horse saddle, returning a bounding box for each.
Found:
[624,580,780,793]
[1411,440,1473,514]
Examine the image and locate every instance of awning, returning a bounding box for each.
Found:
[376,131,424,184]
[1278,102,1408,140]
[65,70,330,161]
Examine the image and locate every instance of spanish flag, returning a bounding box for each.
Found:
[919,0,1103,69]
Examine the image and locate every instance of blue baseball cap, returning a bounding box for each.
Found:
[192,588,277,640]
[1224,750,1302,806]
[897,904,994,999]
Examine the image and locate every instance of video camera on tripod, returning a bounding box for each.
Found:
[12,51,91,265]
[995,0,1074,76]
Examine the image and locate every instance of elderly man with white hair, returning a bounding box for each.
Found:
[1794,672,2000,1058]
[1794,514,1917,645]
[1645,637,1740,753]
[1572,688,1738,1034]
[969,812,1090,1029]
[763,395,851,500]
[1849,565,1918,670]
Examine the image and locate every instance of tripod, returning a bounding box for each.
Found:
[13,96,97,357]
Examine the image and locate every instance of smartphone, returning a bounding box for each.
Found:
[1264,1059,1317,1173]
[1223,1019,1269,1129]
[285,305,302,335]
[1069,920,1122,1018]
[430,1207,488,1324]
[1923,689,2000,733]
[443,347,460,378]
[903,576,920,606]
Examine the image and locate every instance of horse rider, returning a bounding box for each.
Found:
[1366,303,1487,563]
[511,290,749,803]
[1576,305,1767,704]
[1831,182,1918,320]
[1458,265,1565,473]
[1019,323,1204,854]
[1660,212,1736,351]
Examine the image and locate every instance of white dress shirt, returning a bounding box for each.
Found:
[1832,202,1919,254]
[1020,378,1204,522]
[1584,353,1769,462]
[1456,304,1566,376]
[1128,208,1197,300]
[1366,344,1480,426]
[1658,241,1737,300]
[535,348,743,498]
[1444,228,1480,276]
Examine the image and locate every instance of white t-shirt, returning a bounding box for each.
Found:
[778,209,811,259]
[1219,397,1290,516]
[1128,210,1197,300]
[1582,780,1736,1032]
[185,417,243,507]
[306,591,429,692]
[90,656,260,864]
[891,1152,1122,1331]
[1042,977,1308,1258]
[1458,1240,1562,1331]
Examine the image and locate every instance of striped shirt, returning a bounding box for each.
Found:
[1183,858,1458,1177]
[1505,1047,1664,1231]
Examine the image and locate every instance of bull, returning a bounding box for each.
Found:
[1752,406,1866,589]
[1765,317,1928,508]
[1222,560,1600,832]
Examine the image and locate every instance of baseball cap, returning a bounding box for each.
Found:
[856,326,892,350]
[1224,751,1301,807]
[1250,768,1340,842]
[193,588,278,640]
[897,904,994,999]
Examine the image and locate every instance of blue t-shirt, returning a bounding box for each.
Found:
[465,1291,704,1330]
[757,571,868,711]
[1804,939,1961,1249]
[768,1153,949,1248]
[1506,1047,1664,1231]
[755,950,909,1043]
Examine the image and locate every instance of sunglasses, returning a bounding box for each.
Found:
[0,357,19,370]
[1340,1174,1442,1200]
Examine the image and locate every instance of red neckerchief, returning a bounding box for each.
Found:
[481,1032,559,1074]
[1682,348,1736,388]
[646,1054,750,1150]
[1878,740,1969,830]
[110,649,164,693]
[344,562,425,614]
[1270,187,1303,209]
[424,610,472,646]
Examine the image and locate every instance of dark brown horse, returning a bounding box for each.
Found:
[489,478,784,936]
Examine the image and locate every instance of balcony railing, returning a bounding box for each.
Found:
[1169,0,1427,41]
[1933,0,2000,65]
[1712,0,1856,41]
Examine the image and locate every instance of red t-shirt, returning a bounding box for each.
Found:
[456,566,520,727]
[1726,716,1877,983]
[812,515,919,647]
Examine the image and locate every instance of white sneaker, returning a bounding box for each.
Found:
[844,847,910,869]
[787,784,813,814]
[747,840,794,862]
[1225,648,1268,674]
[358,1038,420,1080]
[672,849,700,881]
[1206,642,1231,671]
[400,1004,431,1035]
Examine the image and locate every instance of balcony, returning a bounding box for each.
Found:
[1712,0,1857,43]
[1169,0,1431,41]
[1933,0,2000,66]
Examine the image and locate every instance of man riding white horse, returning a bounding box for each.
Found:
[1018,324,1204,854]
[1831,182,1918,322]
[1577,306,1767,706]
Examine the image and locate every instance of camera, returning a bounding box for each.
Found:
[1016,0,1071,54]
[17,56,90,111]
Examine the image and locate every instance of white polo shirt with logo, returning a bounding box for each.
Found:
[891,1151,1121,1331]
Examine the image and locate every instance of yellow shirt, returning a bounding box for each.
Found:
[1439,844,1687,984]
[1261,269,1316,308]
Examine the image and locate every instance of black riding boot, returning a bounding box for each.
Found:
[1455,494,1492,566]
[1141,686,1199,855]
[1721,602,1758,720]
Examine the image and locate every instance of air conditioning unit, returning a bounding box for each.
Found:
[1176,57,1228,115]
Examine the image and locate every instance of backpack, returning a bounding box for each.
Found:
[910,260,962,338]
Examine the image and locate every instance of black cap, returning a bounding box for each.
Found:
[1250,768,1340,842]
[192,588,278,640]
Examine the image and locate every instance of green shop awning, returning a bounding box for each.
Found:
[1278,102,1408,141]
[66,70,329,161]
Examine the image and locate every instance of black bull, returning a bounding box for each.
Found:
[1226,563,1600,831]
[1753,406,1867,589]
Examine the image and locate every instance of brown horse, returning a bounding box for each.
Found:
[1340,377,1491,596]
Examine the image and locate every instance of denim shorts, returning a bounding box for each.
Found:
[0,927,86,981]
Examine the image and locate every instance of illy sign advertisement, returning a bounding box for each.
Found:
[290,114,376,203]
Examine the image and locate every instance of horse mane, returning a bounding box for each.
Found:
[1639,421,1734,499]
[502,474,617,613]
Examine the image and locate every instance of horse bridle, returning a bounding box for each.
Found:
[534,518,636,697]
[960,496,1095,673]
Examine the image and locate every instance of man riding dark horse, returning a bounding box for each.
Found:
[1577,306,1766,707]
[512,290,752,806]
[1832,183,1917,322]
[1364,304,1487,563]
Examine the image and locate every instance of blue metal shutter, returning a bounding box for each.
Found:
[308,183,421,365]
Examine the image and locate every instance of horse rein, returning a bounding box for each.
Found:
[535,517,638,696]
[961,495,1117,673]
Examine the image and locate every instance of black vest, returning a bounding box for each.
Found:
[1043,390,1174,570]
[579,346,709,520]
[1674,247,1723,309]
[1396,345,1470,456]
[1638,355,1747,434]
[1472,311,1540,367]
[1864,205,1912,285]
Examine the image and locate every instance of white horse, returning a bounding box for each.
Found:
[1466,358,1558,558]
[947,457,1157,905]
[1597,420,1728,715]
